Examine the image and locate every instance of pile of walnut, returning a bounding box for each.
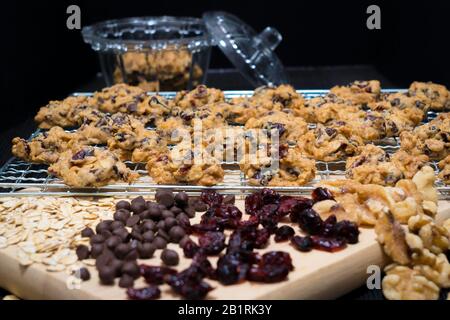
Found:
[320,166,450,300]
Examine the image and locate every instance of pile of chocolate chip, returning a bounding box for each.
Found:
[76,190,203,289]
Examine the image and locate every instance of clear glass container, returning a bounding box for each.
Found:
[82,16,213,91]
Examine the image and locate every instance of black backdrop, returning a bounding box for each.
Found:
[2,0,450,129]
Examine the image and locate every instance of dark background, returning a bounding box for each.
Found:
[1,0,450,129]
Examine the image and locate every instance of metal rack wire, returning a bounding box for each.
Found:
[1,89,449,198]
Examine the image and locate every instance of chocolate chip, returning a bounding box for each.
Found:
[81,227,94,238]
[168,226,186,243]
[119,274,134,288]
[116,200,131,211]
[126,215,141,227]
[164,217,177,230]
[122,261,140,279]
[110,259,124,277]
[98,266,115,285]
[179,235,191,248]
[184,206,196,218]
[142,230,155,243]
[176,212,189,222]
[90,243,104,258]
[99,230,112,238]
[174,192,189,207]
[95,220,112,234]
[139,210,151,220]
[155,190,174,208]
[156,220,165,230]
[77,267,90,281]
[141,220,156,232]
[138,243,156,259]
[76,245,90,260]
[161,210,174,219]
[161,249,179,266]
[130,196,147,214]
[148,206,162,219]
[170,206,183,215]
[110,220,125,230]
[96,250,115,268]
[130,230,143,242]
[124,249,139,261]
[105,236,122,250]
[114,243,131,259]
[114,209,131,223]
[157,229,170,241]
[112,228,130,242]
[153,236,167,249]
[90,234,105,245]
[223,195,235,205]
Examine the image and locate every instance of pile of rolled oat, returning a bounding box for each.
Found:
[0,197,115,272]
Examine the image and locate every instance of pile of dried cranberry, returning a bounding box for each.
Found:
[126,187,359,300]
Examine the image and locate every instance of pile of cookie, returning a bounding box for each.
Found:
[113,51,203,91]
[11,80,450,188]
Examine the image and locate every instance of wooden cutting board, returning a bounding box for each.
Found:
[1,199,449,300]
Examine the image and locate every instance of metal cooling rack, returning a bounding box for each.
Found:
[1,89,448,198]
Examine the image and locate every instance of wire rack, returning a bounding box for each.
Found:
[1,89,449,198]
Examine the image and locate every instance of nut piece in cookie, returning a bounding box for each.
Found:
[48,147,138,187]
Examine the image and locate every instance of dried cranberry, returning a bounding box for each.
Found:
[296,208,323,235]
[227,229,253,253]
[238,215,260,228]
[247,251,293,283]
[182,238,200,258]
[321,215,337,237]
[216,252,250,285]
[291,235,313,252]
[289,198,314,222]
[278,196,301,217]
[139,265,177,285]
[192,253,216,279]
[127,286,161,300]
[203,204,242,229]
[333,220,360,244]
[191,218,224,234]
[260,188,281,205]
[274,225,295,242]
[200,190,223,207]
[254,228,270,248]
[311,236,347,252]
[245,192,263,215]
[198,231,226,255]
[165,265,213,300]
[311,187,335,203]
[279,144,289,158]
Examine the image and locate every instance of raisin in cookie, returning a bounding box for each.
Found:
[48,147,138,187]
[330,80,381,106]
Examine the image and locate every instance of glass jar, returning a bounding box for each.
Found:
[82,16,213,91]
